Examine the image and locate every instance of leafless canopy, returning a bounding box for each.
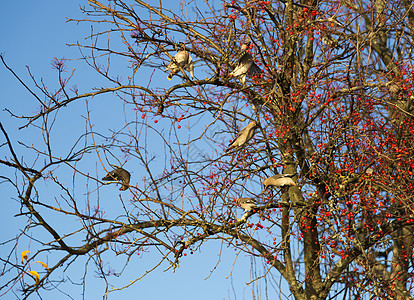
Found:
[1,0,414,299]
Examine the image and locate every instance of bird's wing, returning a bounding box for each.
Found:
[185,55,194,78]
[119,169,131,184]
[227,123,257,150]
[229,53,251,77]
[237,52,253,66]
[244,125,256,142]
[174,51,189,67]
[165,51,188,71]
[247,62,261,76]
[281,173,296,178]
[231,126,248,144]
[269,173,296,179]
[244,198,256,204]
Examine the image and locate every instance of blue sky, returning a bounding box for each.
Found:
[0,1,282,299]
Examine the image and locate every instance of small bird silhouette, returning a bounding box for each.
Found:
[165,43,194,80]
[227,120,258,151]
[102,168,131,191]
[263,173,296,189]
[322,34,344,49]
[237,198,258,212]
[228,43,261,84]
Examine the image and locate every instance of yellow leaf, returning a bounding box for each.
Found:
[35,261,49,270]
[28,270,40,284]
[21,250,30,263]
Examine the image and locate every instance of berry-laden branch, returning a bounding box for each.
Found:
[2,0,414,299]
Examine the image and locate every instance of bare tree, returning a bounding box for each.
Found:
[1,0,414,299]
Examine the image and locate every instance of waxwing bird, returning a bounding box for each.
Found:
[322,34,344,50]
[228,43,261,84]
[237,198,258,212]
[164,44,194,80]
[227,120,258,151]
[263,173,296,189]
[102,168,131,191]
[365,167,373,175]
[322,35,337,46]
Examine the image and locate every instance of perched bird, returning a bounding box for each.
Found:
[365,167,373,175]
[237,198,258,212]
[322,35,337,46]
[322,35,343,49]
[228,43,261,84]
[227,120,258,151]
[164,44,194,80]
[102,168,131,191]
[263,173,296,189]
